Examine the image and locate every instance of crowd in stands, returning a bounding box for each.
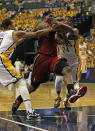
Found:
[0,6,79,31]
[13,8,79,31]
[0,0,22,4]
[0,8,11,26]
[0,0,91,31]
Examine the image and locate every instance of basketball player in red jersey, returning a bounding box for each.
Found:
[12,11,87,113]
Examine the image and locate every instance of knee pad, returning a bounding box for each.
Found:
[54,58,68,75]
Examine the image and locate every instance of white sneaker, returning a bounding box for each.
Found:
[26,111,41,121]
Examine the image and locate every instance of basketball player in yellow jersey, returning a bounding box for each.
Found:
[77,36,87,80]
[0,18,53,121]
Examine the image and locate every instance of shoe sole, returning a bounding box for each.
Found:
[69,86,87,103]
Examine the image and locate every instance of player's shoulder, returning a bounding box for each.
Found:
[4,30,14,37]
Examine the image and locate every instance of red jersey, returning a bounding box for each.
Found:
[39,36,57,56]
[38,22,57,56]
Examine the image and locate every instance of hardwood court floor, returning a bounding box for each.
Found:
[0,82,94,111]
[0,82,95,131]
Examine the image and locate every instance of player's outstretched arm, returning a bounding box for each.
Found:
[13,31,39,43]
[36,28,53,38]
[13,28,53,45]
[12,31,31,44]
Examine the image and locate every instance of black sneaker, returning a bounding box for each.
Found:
[26,111,41,121]
[12,95,23,113]
[54,96,62,108]
[68,86,87,103]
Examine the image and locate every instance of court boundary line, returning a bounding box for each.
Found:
[0,116,48,131]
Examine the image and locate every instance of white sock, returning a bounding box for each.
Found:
[24,100,34,113]
[55,76,63,96]
[16,78,33,112]
[17,78,30,100]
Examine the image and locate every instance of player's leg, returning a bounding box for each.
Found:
[0,58,40,120]
[62,66,87,103]
[54,75,63,108]
[12,54,40,113]
[12,80,40,111]
[54,62,79,108]
[12,79,41,120]
[63,61,80,107]
[12,54,51,116]
[51,58,69,108]
[14,79,33,114]
[0,59,29,113]
[54,58,87,103]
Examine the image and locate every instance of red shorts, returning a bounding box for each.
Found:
[32,54,60,83]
